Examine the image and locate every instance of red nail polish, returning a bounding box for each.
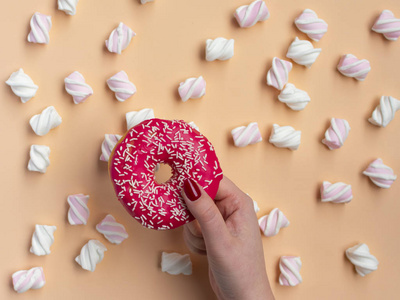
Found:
[183,178,201,201]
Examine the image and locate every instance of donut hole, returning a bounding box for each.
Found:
[154,163,173,184]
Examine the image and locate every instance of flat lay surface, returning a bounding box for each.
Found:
[1,0,400,299]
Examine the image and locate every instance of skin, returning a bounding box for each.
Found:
[181,176,275,300]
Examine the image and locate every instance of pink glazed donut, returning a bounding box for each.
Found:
[109,119,223,230]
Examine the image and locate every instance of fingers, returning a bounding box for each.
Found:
[183,225,206,255]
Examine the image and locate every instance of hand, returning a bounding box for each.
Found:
[181,176,274,300]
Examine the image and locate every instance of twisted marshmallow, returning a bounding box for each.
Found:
[205,38,234,61]
[27,13,52,44]
[337,54,371,81]
[58,0,79,16]
[67,194,90,225]
[368,96,400,127]
[161,252,192,275]
[266,57,293,90]
[28,145,50,173]
[286,37,321,67]
[178,76,206,102]
[295,9,328,42]
[100,134,122,162]
[64,71,93,104]
[363,158,397,189]
[231,122,262,147]
[107,71,136,102]
[253,200,260,213]
[12,267,45,293]
[188,121,200,132]
[96,214,129,245]
[126,108,155,130]
[75,240,107,272]
[258,208,289,237]
[279,256,302,286]
[320,181,353,204]
[278,83,310,111]
[322,118,350,150]
[5,69,38,103]
[372,10,400,41]
[29,106,62,136]
[269,124,301,150]
[234,0,270,28]
[346,243,378,276]
[105,22,135,54]
[30,224,56,256]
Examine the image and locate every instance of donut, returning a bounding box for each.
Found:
[109,118,223,230]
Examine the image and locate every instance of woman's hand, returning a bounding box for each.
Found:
[181,176,274,300]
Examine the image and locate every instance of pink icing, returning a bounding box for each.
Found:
[28,13,51,44]
[337,55,371,81]
[109,119,223,230]
[234,0,269,28]
[279,256,301,286]
[372,10,400,40]
[267,58,293,90]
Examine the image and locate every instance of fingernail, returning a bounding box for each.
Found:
[183,178,201,201]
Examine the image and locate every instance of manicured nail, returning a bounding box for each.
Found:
[183,178,201,201]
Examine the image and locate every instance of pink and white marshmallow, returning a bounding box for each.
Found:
[321,181,353,204]
[258,208,290,237]
[372,10,400,41]
[64,71,93,104]
[96,214,129,244]
[231,122,262,147]
[100,134,122,162]
[363,158,397,189]
[322,118,350,150]
[234,0,270,28]
[12,267,45,293]
[27,13,52,44]
[67,194,90,225]
[369,96,400,127]
[337,54,371,81]
[266,57,293,90]
[178,76,206,102]
[105,22,135,54]
[107,71,136,102]
[279,256,302,286]
[294,9,328,42]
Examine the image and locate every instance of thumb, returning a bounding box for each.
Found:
[181,178,229,247]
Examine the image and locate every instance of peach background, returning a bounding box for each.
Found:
[1,0,400,299]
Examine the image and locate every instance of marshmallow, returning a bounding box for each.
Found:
[278,83,310,111]
[107,71,136,102]
[231,122,262,147]
[105,22,135,54]
[346,243,378,276]
[75,240,107,272]
[234,0,270,28]
[126,108,155,130]
[30,225,56,256]
[64,71,93,104]
[67,194,90,225]
[269,124,301,150]
[266,57,293,90]
[372,10,400,41]
[322,118,350,150]
[27,13,52,44]
[29,106,62,136]
[368,96,400,127]
[178,76,206,102]
[28,145,50,173]
[100,134,122,162]
[279,256,302,286]
[321,181,353,204]
[258,208,289,237]
[5,69,38,103]
[295,9,328,41]
[363,158,397,189]
[286,37,321,67]
[205,38,234,61]
[12,267,45,293]
[337,54,371,81]
[161,252,192,275]
[58,0,79,16]
[253,200,260,213]
[96,214,129,245]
